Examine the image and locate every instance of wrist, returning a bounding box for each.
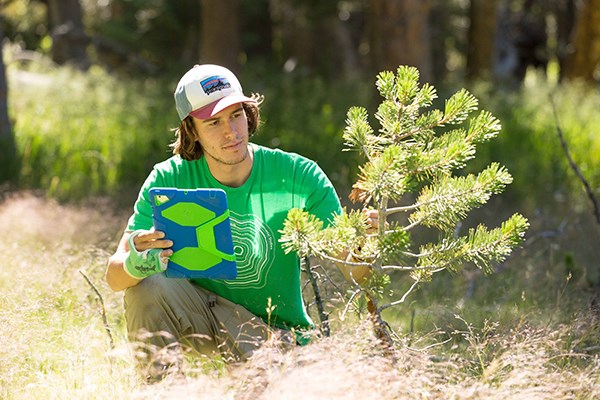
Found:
[123,253,150,280]
[124,231,168,279]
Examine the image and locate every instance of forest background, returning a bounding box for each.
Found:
[0,0,599,398]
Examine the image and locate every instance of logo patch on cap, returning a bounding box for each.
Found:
[200,75,231,95]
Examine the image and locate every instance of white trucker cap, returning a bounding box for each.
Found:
[174,64,256,121]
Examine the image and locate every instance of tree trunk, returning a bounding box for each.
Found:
[368,0,432,82]
[366,294,397,361]
[466,0,499,80]
[47,0,89,69]
[0,25,19,185]
[268,0,314,71]
[562,0,600,82]
[553,0,576,81]
[268,0,346,77]
[429,0,449,84]
[200,0,241,71]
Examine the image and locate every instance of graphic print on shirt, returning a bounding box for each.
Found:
[225,211,275,289]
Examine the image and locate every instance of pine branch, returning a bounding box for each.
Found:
[414,213,529,278]
[443,89,479,125]
[409,163,513,232]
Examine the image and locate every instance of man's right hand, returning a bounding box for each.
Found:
[123,230,173,279]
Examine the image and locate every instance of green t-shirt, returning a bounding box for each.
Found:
[127,143,342,332]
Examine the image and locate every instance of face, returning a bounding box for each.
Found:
[192,104,250,167]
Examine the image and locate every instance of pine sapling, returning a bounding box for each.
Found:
[280,66,529,351]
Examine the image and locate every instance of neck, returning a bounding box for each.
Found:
[206,145,254,188]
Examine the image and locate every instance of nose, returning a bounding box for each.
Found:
[225,120,239,138]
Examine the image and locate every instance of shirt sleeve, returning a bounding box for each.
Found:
[126,168,166,231]
[301,160,342,227]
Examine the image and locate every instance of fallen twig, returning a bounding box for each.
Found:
[79,270,114,349]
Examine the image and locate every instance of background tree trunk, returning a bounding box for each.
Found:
[200,0,241,71]
[466,0,499,80]
[553,0,576,80]
[269,0,314,72]
[429,0,450,83]
[268,0,348,77]
[562,0,600,82]
[47,0,89,69]
[368,0,432,81]
[0,25,18,184]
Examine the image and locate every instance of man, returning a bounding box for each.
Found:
[105,64,371,380]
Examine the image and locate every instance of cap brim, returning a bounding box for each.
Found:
[189,94,256,120]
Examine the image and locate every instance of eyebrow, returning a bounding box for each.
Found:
[202,106,244,124]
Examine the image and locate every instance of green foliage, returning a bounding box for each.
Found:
[280,207,371,258]
[281,66,529,329]
[415,213,529,279]
[280,208,324,257]
[89,0,200,70]
[378,224,411,265]
[2,0,48,51]
[251,70,372,191]
[7,61,600,215]
[9,65,175,201]
[468,78,600,211]
[410,163,513,231]
[6,61,371,201]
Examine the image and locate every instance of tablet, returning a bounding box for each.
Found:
[149,187,237,279]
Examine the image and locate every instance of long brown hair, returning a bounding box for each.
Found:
[170,95,263,161]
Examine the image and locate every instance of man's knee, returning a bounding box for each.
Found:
[125,274,176,308]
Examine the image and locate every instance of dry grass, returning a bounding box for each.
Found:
[139,320,599,400]
[0,193,598,399]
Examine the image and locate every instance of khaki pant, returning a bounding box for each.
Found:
[124,273,280,376]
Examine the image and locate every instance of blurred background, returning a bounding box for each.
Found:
[0,0,599,325]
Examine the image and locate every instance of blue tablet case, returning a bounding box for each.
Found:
[149,187,237,279]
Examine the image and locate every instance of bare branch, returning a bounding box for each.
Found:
[312,247,379,270]
[550,94,600,224]
[311,263,345,293]
[380,264,444,272]
[340,288,363,321]
[302,256,330,337]
[387,204,420,214]
[379,279,420,311]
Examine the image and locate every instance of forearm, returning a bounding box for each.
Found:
[105,252,143,292]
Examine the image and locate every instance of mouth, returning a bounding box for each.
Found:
[223,140,243,150]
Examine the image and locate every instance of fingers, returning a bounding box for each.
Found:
[362,208,379,231]
[363,208,379,218]
[130,230,173,252]
[362,208,390,233]
[160,249,173,258]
